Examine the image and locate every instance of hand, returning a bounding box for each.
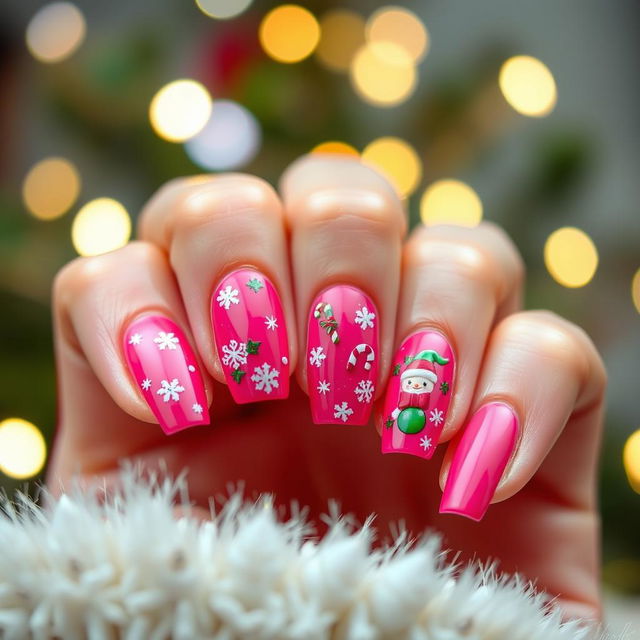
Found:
[48,156,605,621]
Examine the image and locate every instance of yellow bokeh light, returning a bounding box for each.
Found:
[367,6,429,63]
[71,198,131,256]
[315,9,365,72]
[632,269,640,314]
[623,430,640,494]
[350,41,416,107]
[420,179,483,227]
[499,55,557,117]
[0,418,47,479]
[259,5,321,64]
[195,0,253,19]
[544,227,598,288]
[362,137,422,198]
[22,157,80,221]
[311,141,360,157]
[26,2,85,64]
[149,80,212,143]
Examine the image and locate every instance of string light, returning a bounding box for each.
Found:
[632,268,640,314]
[624,429,640,494]
[362,137,421,198]
[259,5,320,64]
[71,198,131,256]
[195,0,253,20]
[0,418,47,479]
[26,2,85,63]
[311,141,359,157]
[420,179,483,227]
[315,9,365,73]
[544,227,598,288]
[366,6,429,63]
[22,157,80,220]
[149,80,212,143]
[350,41,416,107]
[499,55,557,117]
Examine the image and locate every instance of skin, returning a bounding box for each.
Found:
[48,156,606,622]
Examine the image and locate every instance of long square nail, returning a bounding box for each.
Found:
[124,315,209,435]
[306,285,379,425]
[211,268,289,404]
[381,330,455,459]
[439,402,519,521]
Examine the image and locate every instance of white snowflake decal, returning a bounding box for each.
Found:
[221,340,248,369]
[192,403,203,415]
[354,379,374,403]
[354,306,376,330]
[317,380,331,395]
[153,332,180,351]
[141,378,152,391]
[156,378,185,403]
[309,346,326,367]
[429,408,444,426]
[420,435,432,450]
[216,285,240,310]
[333,402,354,423]
[264,315,278,331]
[129,333,143,345]
[250,362,280,394]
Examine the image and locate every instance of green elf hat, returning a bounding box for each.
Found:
[401,349,449,382]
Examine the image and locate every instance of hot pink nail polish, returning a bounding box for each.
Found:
[381,330,455,459]
[306,285,379,425]
[123,316,209,435]
[211,268,289,404]
[440,402,519,521]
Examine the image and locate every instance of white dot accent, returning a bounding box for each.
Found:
[188,365,196,372]
[281,356,288,365]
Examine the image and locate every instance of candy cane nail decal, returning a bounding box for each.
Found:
[306,285,379,425]
[381,330,455,459]
[211,268,289,404]
[123,315,209,435]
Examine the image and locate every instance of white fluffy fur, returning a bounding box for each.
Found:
[0,469,599,640]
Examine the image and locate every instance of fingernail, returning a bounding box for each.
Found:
[381,329,455,459]
[211,268,289,404]
[123,315,209,435]
[439,402,519,521]
[306,285,378,425]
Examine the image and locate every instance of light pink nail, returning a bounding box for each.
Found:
[306,285,379,425]
[381,330,455,459]
[123,315,209,435]
[440,402,519,521]
[211,268,289,404]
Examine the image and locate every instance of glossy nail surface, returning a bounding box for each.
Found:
[440,402,519,521]
[306,285,379,425]
[124,315,209,435]
[381,330,455,459]
[212,268,289,404]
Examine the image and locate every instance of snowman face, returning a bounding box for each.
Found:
[402,375,434,394]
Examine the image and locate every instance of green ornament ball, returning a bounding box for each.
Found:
[397,407,426,434]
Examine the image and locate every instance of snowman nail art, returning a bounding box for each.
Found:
[381,330,455,459]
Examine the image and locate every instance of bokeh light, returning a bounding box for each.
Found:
[315,9,365,72]
[195,0,253,20]
[185,100,261,171]
[350,41,416,107]
[0,418,47,479]
[26,2,86,64]
[499,55,557,117]
[632,268,640,314]
[22,157,80,220]
[71,198,131,256]
[259,5,320,64]
[149,80,212,143]
[420,179,483,227]
[362,137,422,198]
[366,6,429,63]
[623,429,640,494]
[544,227,598,288]
[311,141,359,157]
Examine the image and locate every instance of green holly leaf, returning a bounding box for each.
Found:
[440,381,449,395]
[246,340,261,355]
[404,355,413,365]
[246,278,264,293]
[385,417,394,429]
[231,369,246,383]
[392,364,401,376]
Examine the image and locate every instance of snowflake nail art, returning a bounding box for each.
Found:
[250,363,280,394]
[354,380,374,403]
[153,332,179,351]
[246,278,264,293]
[429,408,444,426]
[141,378,152,391]
[156,378,185,403]
[317,380,331,395]
[354,306,375,330]
[333,402,354,423]
[420,435,432,450]
[265,315,278,331]
[129,333,143,345]
[217,285,240,310]
[192,403,203,415]
[221,340,248,369]
[309,346,326,367]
